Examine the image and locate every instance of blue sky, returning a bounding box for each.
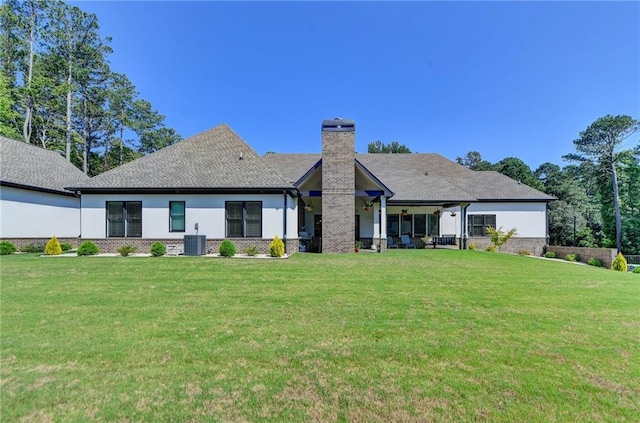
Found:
[75,1,639,169]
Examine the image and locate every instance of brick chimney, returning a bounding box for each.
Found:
[321,118,355,253]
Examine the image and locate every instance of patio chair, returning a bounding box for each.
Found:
[400,234,416,248]
[387,236,403,248]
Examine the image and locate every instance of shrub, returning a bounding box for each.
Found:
[150,242,166,257]
[468,243,477,251]
[245,245,260,256]
[0,241,17,255]
[77,241,99,256]
[485,245,496,252]
[269,236,285,257]
[611,253,627,272]
[565,253,579,262]
[485,226,518,252]
[21,243,45,253]
[633,267,640,274]
[544,252,556,259]
[587,258,603,267]
[219,239,236,257]
[45,236,62,255]
[518,250,531,256]
[117,244,137,257]
[60,242,73,252]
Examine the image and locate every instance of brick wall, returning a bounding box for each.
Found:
[321,120,355,254]
[466,237,547,256]
[546,246,617,268]
[2,237,298,256]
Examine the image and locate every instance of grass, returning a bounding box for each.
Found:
[1,250,639,422]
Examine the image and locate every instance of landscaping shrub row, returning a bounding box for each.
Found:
[1,238,286,258]
[544,250,630,272]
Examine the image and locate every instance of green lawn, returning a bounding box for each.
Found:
[1,250,638,422]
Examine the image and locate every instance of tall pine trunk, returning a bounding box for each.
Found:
[82,97,88,174]
[65,58,71,161]
[21,3,35,143]
[611,157,622,253]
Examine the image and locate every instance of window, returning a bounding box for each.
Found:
[401,214,412,235]
[106,202,142,237]
[428,214,439,236]
[169,201,185,232]
[387,215,399,237]
[468,214,496,237]
[226,201,262,237]
[414,214,427,237]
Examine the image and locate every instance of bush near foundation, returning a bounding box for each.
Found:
[21,243,45,253]
[45,236,62,255]
[245,245,260,256]
[60,242,73,252]
[543,252,556,258]
[150,242,166,257]
[77,241,99,256]
[269,236,285,257]
[219,240,236,257]
[118,245,137,257]
[0,241,17,255]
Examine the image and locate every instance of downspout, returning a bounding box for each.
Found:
[78,191,82,239]
[282,191,287,254]
[545,202,550,249]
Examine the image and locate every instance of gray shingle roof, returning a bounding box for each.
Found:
[264,152,554,202]
[0,136,89,194]
[72,124,293,191]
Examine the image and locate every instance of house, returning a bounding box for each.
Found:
[63,118,553,254]
[0,136,89,245]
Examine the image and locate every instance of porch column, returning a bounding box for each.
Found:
[373,202,380,248]
[460,202,470,249]
[380,196,387,251]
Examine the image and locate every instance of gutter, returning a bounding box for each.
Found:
[1,181,80,197]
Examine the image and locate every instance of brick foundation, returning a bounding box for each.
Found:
[1,237,298,255]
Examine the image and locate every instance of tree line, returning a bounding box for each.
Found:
[0,0,180,176]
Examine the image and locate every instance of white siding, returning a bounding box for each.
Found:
[81,193,292,239]
[285,195,298,240]
[0,186,80,237]
[440,207,462,236]
[467,202,547,238]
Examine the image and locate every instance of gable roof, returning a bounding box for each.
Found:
[70,124,293,192]
[0,136,89,195]
[264,152,554,202]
